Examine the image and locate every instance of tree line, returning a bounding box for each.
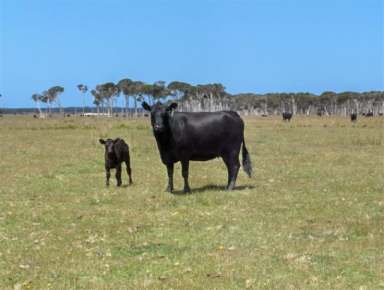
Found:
[29,79,384,117]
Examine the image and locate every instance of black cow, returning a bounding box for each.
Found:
[350,113,357,122]
[99,138,133,187]
[365,111,374,117]
[282,112,293,121]
[142,102,252,193]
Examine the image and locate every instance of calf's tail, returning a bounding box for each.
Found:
[242,139,252,178]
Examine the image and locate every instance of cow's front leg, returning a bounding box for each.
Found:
[116,164,122,187]
[166,163,174,193]
[181,160,191,193]
[106,167,111,187]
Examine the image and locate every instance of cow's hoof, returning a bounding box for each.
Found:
[183,187,191,194]
[166,186,173,193]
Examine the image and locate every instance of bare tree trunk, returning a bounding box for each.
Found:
[82,94,85,115]
[134,96,138,117]
[35,101,43,117]
[125,95,129,117]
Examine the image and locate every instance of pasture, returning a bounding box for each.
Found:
[0,115,383,289]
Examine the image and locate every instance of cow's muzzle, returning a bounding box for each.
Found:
[153,125,165,132]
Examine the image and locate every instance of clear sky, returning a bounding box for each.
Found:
[0,0,383,108]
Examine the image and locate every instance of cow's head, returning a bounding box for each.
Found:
[142,102,177,133]
[99,138,116,157]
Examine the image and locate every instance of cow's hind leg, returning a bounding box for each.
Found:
[181,160,191,193]
[125,159,133,184]
[116,164,122,187]
[223,153,240,190]
[166,163,174,193]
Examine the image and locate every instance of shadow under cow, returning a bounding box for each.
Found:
[171,184,255,195]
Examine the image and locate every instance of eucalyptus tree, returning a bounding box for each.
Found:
[96,82,119,116]
[151,81,171,104]
[168,81,193,112]
[41,90,51,115]
[140,83,154,105]
[167,81,191,100]
[32,93,43,117]
[47,86,64,114]
[91,89,103,115]
[117,78,133,117]
[130,81,145,117]
[77,84,88,114]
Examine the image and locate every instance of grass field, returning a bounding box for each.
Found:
[0,115,383,289]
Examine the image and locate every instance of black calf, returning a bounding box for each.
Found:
[99,138,133,187]
[282,112,293,121]
[350,113,357,122]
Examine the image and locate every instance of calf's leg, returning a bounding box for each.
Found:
[166,163,174,193]
[106,167,111,187]
[181,160,191,193]
[116,164,122,187]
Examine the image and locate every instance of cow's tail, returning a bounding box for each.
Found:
[242,139,252,178]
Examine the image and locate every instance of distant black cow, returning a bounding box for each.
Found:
[282,112,293,121]
[350,113,357,122]
[99,138,133,187]
[365,111,374,117]
[142,102,252,193]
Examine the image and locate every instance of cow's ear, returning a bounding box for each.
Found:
[99,139,105,144]
[142,102,151,111]
[167,102,178,112]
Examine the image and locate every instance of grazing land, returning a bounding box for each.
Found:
[0,115,383,289]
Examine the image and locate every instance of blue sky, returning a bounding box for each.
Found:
[0,0,383,108]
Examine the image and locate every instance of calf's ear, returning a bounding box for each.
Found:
[99,139,105,144]
[142,102,151,111]
[167,102,178,111]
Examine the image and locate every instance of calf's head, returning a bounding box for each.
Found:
[142,102,177,133]
[99,138,116,158]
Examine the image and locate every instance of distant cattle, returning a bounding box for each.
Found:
[350,113,357,122]
[142,102,252,193]
[99,138,133,187]
[365,111,374,117]
[282,112,293,121]
[379,112,383,116]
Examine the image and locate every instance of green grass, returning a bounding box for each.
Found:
[0,115,383,289]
